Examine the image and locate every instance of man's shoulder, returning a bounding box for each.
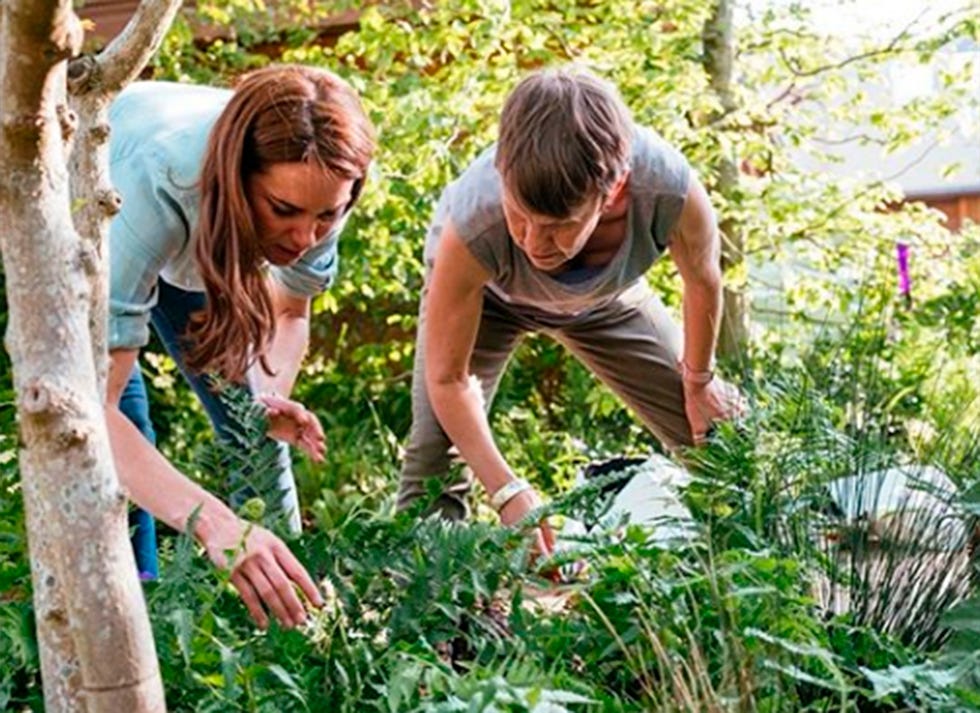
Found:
[443,145,507,244]
[629,124,691,199]
[424,145,509,274]
[631,124,683,159]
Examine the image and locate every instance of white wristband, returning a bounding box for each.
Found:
[490,479,532,512]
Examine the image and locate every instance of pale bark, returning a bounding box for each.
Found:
[0,0,177,710]
[0,3,86,703]
[702,0,749,358]
[68,0,184,395]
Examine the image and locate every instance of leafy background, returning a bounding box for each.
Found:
[1,0,979,710]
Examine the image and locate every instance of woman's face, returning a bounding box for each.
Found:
[246,161,356,266]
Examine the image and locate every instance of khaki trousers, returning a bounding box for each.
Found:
[397,280,694,519]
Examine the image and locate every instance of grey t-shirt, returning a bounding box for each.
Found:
[424,125,691,316]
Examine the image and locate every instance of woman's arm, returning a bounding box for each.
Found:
[106,349,323,629]
[247,281,325,461]
[250,279,310,397]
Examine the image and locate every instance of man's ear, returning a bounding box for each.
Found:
[604,170,631,209]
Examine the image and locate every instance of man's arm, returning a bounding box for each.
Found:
[668,175,742,443]
[669,175,723,375]
[425,221,551,544]
[425,221,513,494]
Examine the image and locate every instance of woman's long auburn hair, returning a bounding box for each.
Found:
[183,64,375,382]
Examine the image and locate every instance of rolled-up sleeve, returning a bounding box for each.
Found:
[109,156,186,351]
[268,221,343,298]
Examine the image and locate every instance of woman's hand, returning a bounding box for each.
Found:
[202,516,324,630]
[257,392,326,462]
[683,376,745,445]
[498,487,556,559]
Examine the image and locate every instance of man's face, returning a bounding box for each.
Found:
[501,187,604,272]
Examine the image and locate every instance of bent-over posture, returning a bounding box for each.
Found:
[107,64,375,627]
[398,67,741,548]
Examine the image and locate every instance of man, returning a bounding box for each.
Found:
[398,66,742,547]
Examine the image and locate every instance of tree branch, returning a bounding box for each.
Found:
[777,9,928,79]
[765,82,799,112]
[0,0,81,144]
[881,138,944,184]
[811,132,887,147]
[68,0,183,96]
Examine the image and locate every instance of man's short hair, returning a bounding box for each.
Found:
[495,66,633,218]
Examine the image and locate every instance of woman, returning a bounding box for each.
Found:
[107,64,375,628]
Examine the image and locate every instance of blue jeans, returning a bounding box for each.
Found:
[120,280,301,578]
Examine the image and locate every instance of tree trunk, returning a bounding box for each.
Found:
[68,0,184,390]
[1,3,86,702]
[0,0,180,709]
[702,0,749,358]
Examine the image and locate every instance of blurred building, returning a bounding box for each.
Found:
[791,39,979,232]
[77,1,359,48]
[79,0,142,44]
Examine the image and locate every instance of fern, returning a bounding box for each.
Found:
[197,382,294,534]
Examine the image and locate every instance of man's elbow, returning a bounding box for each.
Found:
[426,359,478,407]
[684,263,723,292]
[426,365,468,391]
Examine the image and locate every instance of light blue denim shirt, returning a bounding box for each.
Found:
[108,81,345,351]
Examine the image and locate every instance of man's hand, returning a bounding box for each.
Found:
[257,392,326,462]
[202,517,324,630]
[498,487,556,558]
[683,376,745,445]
